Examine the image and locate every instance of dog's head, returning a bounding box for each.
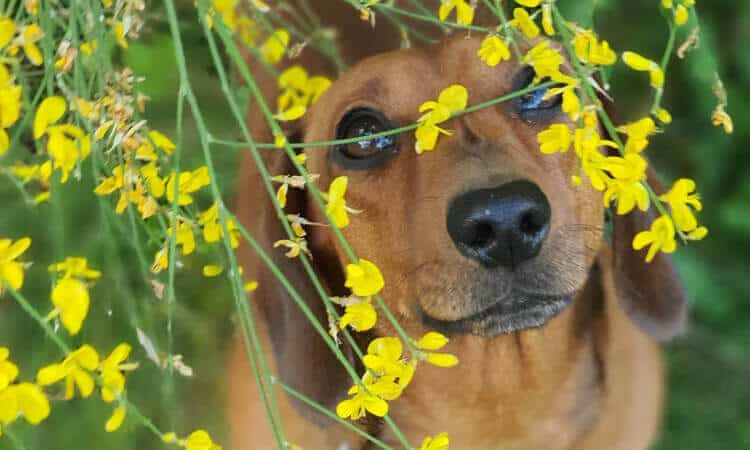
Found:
[237,35,686,421]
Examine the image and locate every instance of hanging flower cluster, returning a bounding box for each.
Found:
[416,0,716,263]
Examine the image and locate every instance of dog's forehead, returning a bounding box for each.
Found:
[311,35,526,122]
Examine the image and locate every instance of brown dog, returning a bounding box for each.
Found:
[228,3,687,449]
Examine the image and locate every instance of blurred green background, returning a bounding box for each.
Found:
[0,0,747,449]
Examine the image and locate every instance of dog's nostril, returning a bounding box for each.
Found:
[469,222,494,248]
[519,210,544,236]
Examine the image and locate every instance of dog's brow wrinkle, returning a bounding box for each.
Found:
[353,78,385,100]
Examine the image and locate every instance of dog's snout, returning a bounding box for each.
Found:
[446,180,551,269]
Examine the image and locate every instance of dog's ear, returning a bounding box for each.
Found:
[600,98,688,341]
[609,166,688,341]
[235,68,355,425]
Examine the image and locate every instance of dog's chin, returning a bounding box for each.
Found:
[419,293,573,337]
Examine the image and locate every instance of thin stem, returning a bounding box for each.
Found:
[208,80,556,150]
[273,378,396,450]
[492,0,523,61]
[375,2,491,33]
[163,2,289,448]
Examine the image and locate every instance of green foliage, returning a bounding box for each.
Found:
[1,0,747,449]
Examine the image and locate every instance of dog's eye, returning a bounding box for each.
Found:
[511,66,563,122]
[333,108,397,169]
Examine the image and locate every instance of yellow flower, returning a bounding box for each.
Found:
[523,41,565,81]
[675,4,689,25]
[510,7,540,39]
[113,21,128,48]
[617,117,656,154]
[185,429,223,450]
[151,247,168,274]
[260,29,289,64]
[37,344,99,399]
[275,66,332,121]
[99,343,138,403]
[149,130,176,154]
[50,278,90,335]
[80,39,97,55]
[363,337,407,377]
[0,383,50,427]
[140,162,166,198]
[514,0,540,6]
[168,219,196,255]
[622,51,664,89]
[339,298,377,331]
[573,30,616,66]
[165,166,210,205]
[633,215,677,263]
[477,35,510,67]
[659,178,704,234]
[537,123,572,154]
[0,347,19,391]
[199,203,241,248]
[336,372,402,420]
[48,256,101,280]
[415,332,458,367]
[273,237,311,258]
[326,176,353,228]
[438,0,474,26]
[415,84,468,153]
[417,432,450,450]
[540,3,555,35]
[602,154,650,215]
[20,24,43,65]
[47,124,92,183]
[0,237,30,294]
[203,265,224,277]
[345,258,385,297]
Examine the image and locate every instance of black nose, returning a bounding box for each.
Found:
[446,180,551,269]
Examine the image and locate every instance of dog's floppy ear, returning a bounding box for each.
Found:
[600,99,688,341]
[235,67,355,425]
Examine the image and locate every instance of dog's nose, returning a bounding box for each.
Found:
[446,180,551,269]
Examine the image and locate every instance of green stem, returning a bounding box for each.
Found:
[163,2,289,448]
[274,378,396,450]
[208,80,555,150]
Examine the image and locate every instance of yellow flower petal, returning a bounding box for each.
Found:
[426,352,459,367]
[416,331,449,350]
[105,405,126,432]
[0,18,15,50]
[34,96,66,138]
[51,278,90,335]
[345,258,385,297]
[149,130,176,154]
[202,265,224,277]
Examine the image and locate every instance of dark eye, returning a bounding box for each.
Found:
[511,66,563,122]
[332,108,398,169]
